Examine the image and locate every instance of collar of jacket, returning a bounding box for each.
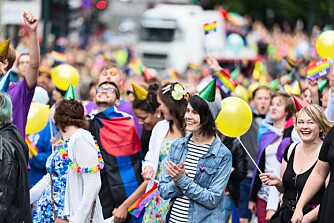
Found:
[179,133,222,157]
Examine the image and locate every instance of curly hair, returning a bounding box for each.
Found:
[54,99,88,132]
[133,83,160,114]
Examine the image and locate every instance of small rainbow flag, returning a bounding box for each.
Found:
[128,60,142,76]
[306,59,330,80]
[128,181,159,218]
[203,21,217,35]
[50,51,67,63]
[26,135,38,158]
[215,69,238,93]
[168,68,178,80]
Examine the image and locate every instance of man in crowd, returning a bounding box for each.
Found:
[88,81,143,223]
[0,10,40,137]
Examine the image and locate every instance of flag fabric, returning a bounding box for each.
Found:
[215,69,238,94]
[203,21,217,35]
[250,120,282,194]
[306,59,330,80]
[128,181,159,218]
[89,107,143,223]
[50,51,67,63]
[276,117,294,163]
[26,135,38,158]
[168,68,178,80]
[128,60,142,76]
[284,56,297,73]
[252,61,268,84]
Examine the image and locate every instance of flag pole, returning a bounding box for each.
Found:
[237,137,262,174]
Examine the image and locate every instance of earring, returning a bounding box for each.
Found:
[157,114,161,118]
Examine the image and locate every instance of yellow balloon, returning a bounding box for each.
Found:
[51,64,80,91]
[316,30,334,59]
[26,102,50,134]
[232,85,249,102]
[216,97,252,137]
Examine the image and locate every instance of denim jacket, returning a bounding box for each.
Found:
[158,133,232,223]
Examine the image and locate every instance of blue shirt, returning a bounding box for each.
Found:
[158,134,232,223]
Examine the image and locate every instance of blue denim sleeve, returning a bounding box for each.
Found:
[158,151,183,199]
[175,151,232,210]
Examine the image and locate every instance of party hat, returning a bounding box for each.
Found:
[140,65,155,81]
[64,83,76,100]
[131,82,148,100]
[0,40,10,57]
[199,77,216,102]
[0,69,12,92]
[318,79,328,92]
[293,96,309,112]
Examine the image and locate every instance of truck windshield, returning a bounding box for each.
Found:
[140,27,176,42]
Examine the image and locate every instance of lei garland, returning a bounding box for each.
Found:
[57,138,104,173]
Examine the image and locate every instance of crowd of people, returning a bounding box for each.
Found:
[1,8,334,223]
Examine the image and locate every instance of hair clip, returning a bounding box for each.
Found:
[162,84,172,94]
[199,166,205,172]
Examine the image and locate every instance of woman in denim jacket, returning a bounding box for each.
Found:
[158,86,232,223]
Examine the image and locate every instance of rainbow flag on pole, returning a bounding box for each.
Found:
[215,69,238,94]
[306,59,330,80]
[203,21,217,35]
[128,181,159,218]
[26,135,38,158]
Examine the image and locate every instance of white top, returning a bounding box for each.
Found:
[30,129,104,223]
[142,120,170,191]
[258,140,281,211]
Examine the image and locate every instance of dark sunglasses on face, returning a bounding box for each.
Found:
[126,90,134,95]
[96,87,116,94]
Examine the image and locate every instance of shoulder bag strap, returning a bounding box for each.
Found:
[89,200,96,223]
[49,168,57,221]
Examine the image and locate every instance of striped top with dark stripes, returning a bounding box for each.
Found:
[169,139,211,223]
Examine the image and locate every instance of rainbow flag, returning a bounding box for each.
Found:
[203,21,217,35]
[128,181,159,218]
[26,135,38,158]
[128,60,142,76]
[306,59,330,80]
[50,51,67,63]
[215,69,238,93]
[168,68,178,80]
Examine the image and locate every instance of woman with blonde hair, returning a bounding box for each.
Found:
[260,104,332,222]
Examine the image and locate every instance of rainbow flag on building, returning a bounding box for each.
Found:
[306,59,330,80]
[128,181,159,218]
[203,21,217,35]
[26,135,38,158]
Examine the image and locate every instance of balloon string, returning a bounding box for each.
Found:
[237,137,262,174]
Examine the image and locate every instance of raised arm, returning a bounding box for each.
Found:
[23,10,40,90]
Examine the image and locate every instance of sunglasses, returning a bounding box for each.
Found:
[126,90,134,95]
[96,87,116,94]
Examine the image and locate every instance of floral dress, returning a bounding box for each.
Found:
[32,140,70,222]
[143,137,175,223]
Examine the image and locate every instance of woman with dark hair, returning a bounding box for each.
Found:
[132,82,163,158]
[141,82,189,222]
[30,99,104,223]
[158,79,232,222]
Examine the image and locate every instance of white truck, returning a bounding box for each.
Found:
[137,4,227,74]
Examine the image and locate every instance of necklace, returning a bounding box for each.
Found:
[57,138,104,173]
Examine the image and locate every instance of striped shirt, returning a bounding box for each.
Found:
[169,139,210,223]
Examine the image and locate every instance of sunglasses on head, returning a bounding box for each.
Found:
[96,87,116,94]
